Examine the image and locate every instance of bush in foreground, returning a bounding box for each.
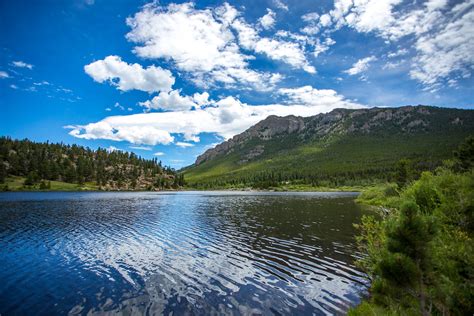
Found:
[351,138,474,315]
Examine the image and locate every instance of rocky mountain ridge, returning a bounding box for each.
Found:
[195,105,469,166]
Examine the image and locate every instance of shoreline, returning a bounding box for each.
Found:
[1,188,363,193]
[2,176,384,194]
[1,186,367,193]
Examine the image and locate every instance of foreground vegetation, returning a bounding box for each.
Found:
[0,137,184,191]
[350,137,474,315]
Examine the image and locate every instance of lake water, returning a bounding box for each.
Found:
[0,191,371,315]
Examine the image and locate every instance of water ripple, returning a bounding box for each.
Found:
[0,191,370,315]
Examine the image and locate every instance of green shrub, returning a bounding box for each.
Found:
[354,166,473,315]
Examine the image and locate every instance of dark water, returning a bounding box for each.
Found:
[0,191,371,315]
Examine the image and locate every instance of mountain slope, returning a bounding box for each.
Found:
[184,106,474,188]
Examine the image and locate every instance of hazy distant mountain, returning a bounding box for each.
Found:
[184,106,474,188]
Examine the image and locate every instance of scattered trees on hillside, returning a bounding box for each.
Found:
[0,137,183,190]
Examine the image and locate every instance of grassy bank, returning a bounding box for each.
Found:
[355,183,402,208]
[183,183,375,192]
[3,173,392,193]
[2,176,383,193]
[2,176,99,191]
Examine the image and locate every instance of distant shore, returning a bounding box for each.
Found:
[2,178,369,193]
[3,176,391,196]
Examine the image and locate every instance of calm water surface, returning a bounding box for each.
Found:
[0,191,371,315]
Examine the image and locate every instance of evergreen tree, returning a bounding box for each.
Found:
[24,171,38,186]
[39,181,48,190]
[376,201,435,315]
[0,162,6,183]
[394,159,413,189]
[454,135,474,171]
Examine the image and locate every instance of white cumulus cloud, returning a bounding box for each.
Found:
[259,9,276,30]
[129,146,152,151]
[84,55,174,93]
[278,85,362,108]
[322,0,473,87]
[300,12,320,35]
[67,86,364,146]
[176,142,195,148]
[12,61,33,69]
[344,56,377,75]
[232,18,316,73]
[139,89,200,111]
[313,38,336,57]
[68,121,175,146]
[126,2,282,90]
[410,3,474,86]
[273,0,289,11]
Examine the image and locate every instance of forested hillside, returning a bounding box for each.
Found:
[0,137,184,191]
[184,106,474,189]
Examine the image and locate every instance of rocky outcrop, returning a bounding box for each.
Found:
[195,115,305,165]
[238,145,265,165]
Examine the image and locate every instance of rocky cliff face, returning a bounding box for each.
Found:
[194,106,469,166]
[195,115,305,165]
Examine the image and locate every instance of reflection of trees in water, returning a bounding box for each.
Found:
[203,195,365,257]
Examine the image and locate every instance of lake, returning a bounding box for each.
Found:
[0,191,372,315]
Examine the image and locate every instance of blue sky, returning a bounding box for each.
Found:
[1,0,473,168]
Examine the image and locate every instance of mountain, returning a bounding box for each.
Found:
[0,137,184,191]
[184,106,474,188]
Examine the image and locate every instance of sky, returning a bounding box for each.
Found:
[0,0,473,169]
